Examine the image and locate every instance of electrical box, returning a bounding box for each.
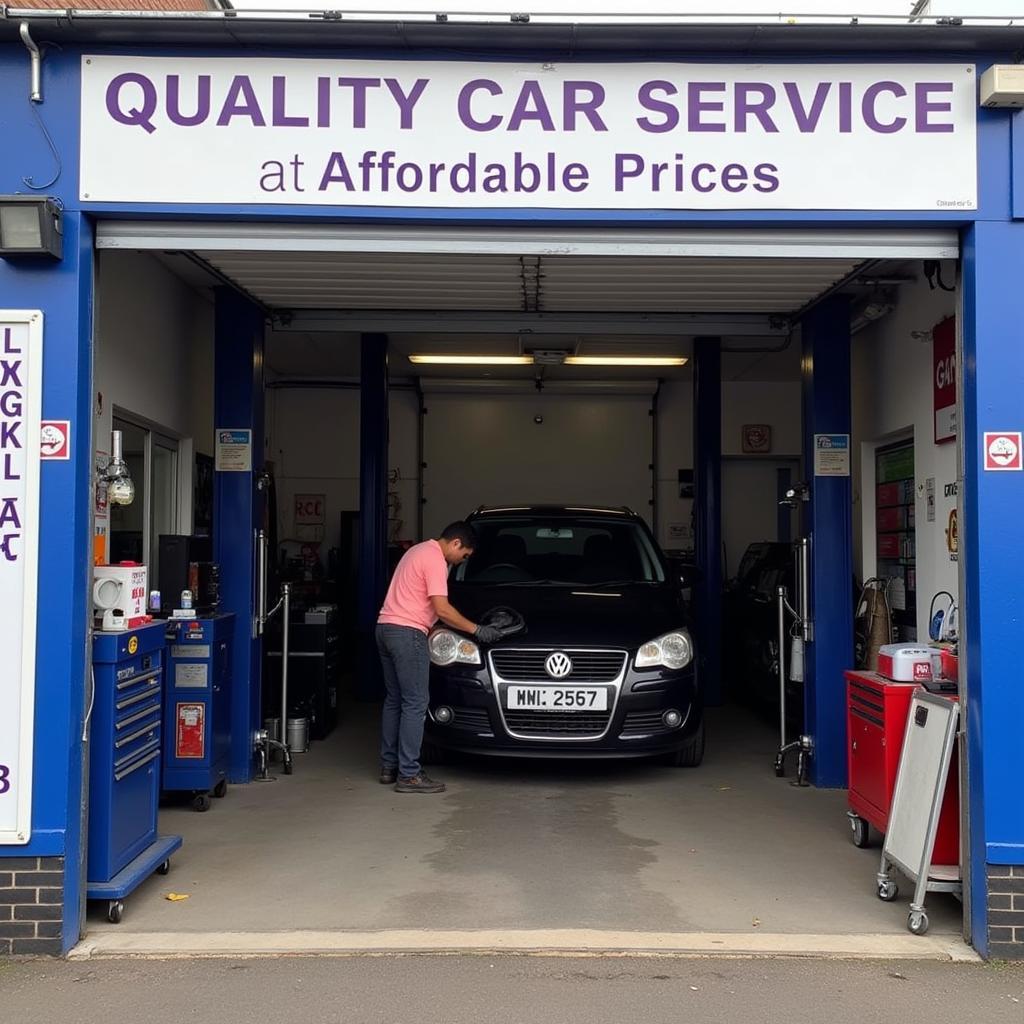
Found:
[980,65,1024,108]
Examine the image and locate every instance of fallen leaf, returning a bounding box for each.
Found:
[752,917,761,928]
[164,892,190,902]
[718,786,732,792]
[690,986,699,991]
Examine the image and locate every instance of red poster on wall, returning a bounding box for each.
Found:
[176,703,205,759]
[933,317,956,445]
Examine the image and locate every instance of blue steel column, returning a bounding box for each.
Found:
[214,289,265,782]
[356,333,389,701]
[693,337,723,707]
[961,222,1024,957]
[0,214,95,952]
[801,297,853,788]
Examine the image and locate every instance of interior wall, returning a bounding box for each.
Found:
[266,386,419,552]
[421,392,654,538]
[851,261,958,640]
[657,379,803,563]
[264,363,804,571]
[93,251,215,559]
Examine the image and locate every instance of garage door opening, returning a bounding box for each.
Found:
[81,225,967,953]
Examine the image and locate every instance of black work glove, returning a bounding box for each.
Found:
[474,624,503,645]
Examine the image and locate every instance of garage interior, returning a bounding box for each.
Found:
[83,224,965,951]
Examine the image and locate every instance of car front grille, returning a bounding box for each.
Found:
[490,649,627,683]
[619,710,671,737]
[503,710,611,738]
[452,707,492,733]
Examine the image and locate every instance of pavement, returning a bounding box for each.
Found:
[1,954,1022,1024]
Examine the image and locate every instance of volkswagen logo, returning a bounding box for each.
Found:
[545,652,573,679]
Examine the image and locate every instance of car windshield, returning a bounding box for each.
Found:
[454,516,666,586]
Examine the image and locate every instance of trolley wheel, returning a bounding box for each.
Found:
[192,792,213,812]
[850,815,871,848]
[908,911,930,936]
[107,900,124,924]
[157,859,171,876]
[877,880,899,902]
[213,779,228,799]
[283,761,294,776]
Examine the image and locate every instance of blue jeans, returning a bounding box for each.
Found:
[377,624,430,778]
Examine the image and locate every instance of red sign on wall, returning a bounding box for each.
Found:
[933,317,956,445]
[176,703,205,759]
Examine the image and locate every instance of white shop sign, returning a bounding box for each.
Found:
[80,57,977,210]
[0,312,43,845]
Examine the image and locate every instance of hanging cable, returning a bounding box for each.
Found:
[22,101,62,190]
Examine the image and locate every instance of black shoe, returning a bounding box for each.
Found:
[379,766,398,785]
[394,773,446,794]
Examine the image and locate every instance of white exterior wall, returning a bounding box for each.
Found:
[851,263,958,639]
[93,251,215,558]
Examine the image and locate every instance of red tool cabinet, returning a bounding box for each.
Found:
[845,670,960,866]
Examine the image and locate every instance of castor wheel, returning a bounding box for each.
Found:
[849,815,871,848]
[283,761,294,776]
[157,859,171,876]
[192,792,212,812]
[908,911,930,935]
[877,880,899,902]
[213,779,228,799]
[107,900,124,924]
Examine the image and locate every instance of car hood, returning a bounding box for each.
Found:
[449,582,688,650]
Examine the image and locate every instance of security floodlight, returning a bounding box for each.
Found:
[0,196,63,259]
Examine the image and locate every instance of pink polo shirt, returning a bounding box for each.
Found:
[378,540,450,634]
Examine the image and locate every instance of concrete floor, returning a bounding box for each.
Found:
[83,705,963,941]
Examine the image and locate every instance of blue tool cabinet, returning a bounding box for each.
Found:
[88,622,182,923]
[163,614,234,812]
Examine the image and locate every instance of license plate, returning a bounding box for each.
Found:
[505,686,608,711]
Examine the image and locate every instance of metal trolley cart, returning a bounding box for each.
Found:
[163,614,235,811]
[88,624,182,923]
[875,691,962,935]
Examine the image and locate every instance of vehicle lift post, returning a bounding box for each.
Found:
[253,528,293,780]
[775,537,814,786]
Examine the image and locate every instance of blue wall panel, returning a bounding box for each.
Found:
[960,221,1024,955]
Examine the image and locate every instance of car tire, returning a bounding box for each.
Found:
[661,719,705,768]
[419,739,448,766]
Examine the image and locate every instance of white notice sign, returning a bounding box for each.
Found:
[814,433,851,477]
[215,429,252,472]
[79,57,978,210]
[0,313,43,845]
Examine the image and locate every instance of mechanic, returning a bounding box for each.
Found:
[376,520,503,793]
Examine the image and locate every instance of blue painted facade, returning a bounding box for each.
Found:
[0,38,1022,958]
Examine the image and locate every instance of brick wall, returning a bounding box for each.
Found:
[987,864,1024,960]
[0,857,64,956]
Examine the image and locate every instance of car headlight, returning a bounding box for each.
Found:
[635,630,694,671]
[429,629,481,667]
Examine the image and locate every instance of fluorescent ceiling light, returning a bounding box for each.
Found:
[408,354,532,366]
[409,353,687,367]
[565,356,688,367]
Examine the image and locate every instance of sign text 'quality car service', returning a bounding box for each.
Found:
[80,58,977,210]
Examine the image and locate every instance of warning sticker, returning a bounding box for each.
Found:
[176,703,205,759]
[983,432,1023,472]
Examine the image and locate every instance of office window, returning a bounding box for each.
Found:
[109,415,180,579]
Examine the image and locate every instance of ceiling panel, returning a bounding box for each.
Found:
[198,250,862,315]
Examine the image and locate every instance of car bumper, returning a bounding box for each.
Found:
[425,659,701,759]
